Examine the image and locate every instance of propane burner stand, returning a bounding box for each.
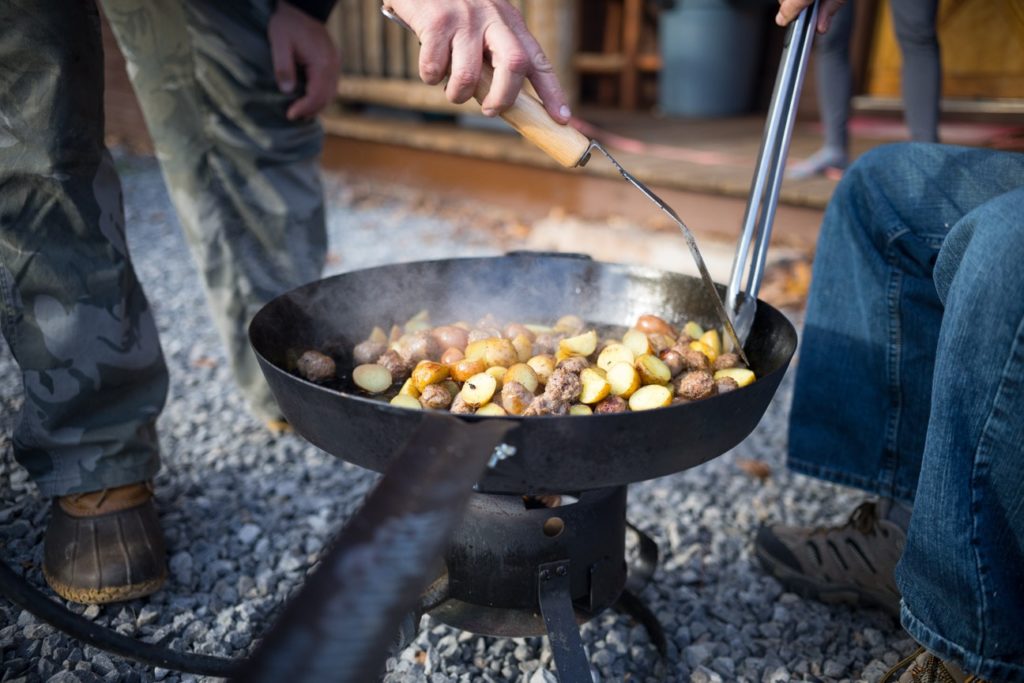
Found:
[417,486,666,680]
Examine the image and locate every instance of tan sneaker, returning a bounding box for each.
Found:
[43,482,166,604]
[754,501,904,616]
[880,647,989,683]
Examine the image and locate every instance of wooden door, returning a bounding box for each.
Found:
[866,0,1024,100]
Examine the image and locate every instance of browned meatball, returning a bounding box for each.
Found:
[713,353,742,371]
[352,339,387,366]
[450,393,475,414]
[376,349,413,382]
[674,370,715,400]
[419,383,453,410]
[555,356,590,374]
[715,377,740,394]
[523,395,570,416]
[674,346,711,373]
[594,396,628,414]
[501,381,534,416]
[296,350,336,383]
[543,368,582,403]
[659,349,685,377]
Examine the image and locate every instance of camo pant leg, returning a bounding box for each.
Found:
[101,0,328,421]
[0,1,168,496]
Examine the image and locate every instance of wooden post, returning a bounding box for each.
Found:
[362,0,384,77]
[524,0,578,107]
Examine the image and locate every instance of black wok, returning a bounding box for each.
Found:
[249,252,797,494]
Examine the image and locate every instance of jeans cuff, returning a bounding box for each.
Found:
[901,602,1024,682]
[787,457,917,503]
[33,458,161,498]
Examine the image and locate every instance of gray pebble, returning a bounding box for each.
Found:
[237,523,261,545]
[685,643,715,669]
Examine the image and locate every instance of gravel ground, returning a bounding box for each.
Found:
[0,152,913,683]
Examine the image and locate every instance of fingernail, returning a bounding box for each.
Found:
[559,105,571,120]
[280,80,295,94]
[775,11,784,25]
[481,107,496,117]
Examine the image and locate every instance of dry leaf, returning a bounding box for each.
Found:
[191,356,218,369]
[736,458,772,482]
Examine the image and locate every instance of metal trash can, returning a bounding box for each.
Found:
[659,0,767,117]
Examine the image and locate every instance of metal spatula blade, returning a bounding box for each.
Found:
[592,143,750,366]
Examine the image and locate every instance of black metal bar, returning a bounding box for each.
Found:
[0,558,238,677]
[235,415,516,683]
[537,560,592,682]
[614,589,668,659]
[624,522,659,593]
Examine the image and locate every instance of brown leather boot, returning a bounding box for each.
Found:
[43,482,167,604]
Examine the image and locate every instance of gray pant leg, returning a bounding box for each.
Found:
[0,0,167,496]
[814,0,856,153]
[101,0,328,421]
[890,0,941,142]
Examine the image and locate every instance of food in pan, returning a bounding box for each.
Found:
[292,311,756,415]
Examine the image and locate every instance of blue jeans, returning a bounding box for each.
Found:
[788,143,1024,681]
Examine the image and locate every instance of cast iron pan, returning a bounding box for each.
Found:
[249,252,797,494]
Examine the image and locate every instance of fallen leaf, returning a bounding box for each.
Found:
[191,356,218,369]
[736,458,772,482]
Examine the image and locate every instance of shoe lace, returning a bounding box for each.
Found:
[880,647,989,683]
[66,482,153,510]
[69,488,111,510]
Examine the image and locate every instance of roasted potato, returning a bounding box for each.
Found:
[352,364,392,394]
[501,381,534,415]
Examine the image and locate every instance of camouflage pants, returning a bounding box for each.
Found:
[0,0,326,496]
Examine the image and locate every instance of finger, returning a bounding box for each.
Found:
[270,25,297,93]
[446,27,484,104]
[512,24,570,123]
[479,23,528,116]
[287,46,339,120]
[774,0,812,26]
[818,0,846,33]
[418,28,452,85]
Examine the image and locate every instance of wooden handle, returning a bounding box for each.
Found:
[474,66,591,168]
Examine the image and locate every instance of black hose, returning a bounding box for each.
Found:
[0,557,240,678]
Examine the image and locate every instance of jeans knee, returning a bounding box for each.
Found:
[934,188,1024,303]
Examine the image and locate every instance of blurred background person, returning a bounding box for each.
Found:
[788,0,941,179]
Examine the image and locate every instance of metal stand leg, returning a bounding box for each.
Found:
[537,560,591,682]
[617,522,668,678]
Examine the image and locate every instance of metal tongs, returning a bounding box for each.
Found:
[726,1,819,346]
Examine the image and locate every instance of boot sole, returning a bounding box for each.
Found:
[43,568,166,605]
